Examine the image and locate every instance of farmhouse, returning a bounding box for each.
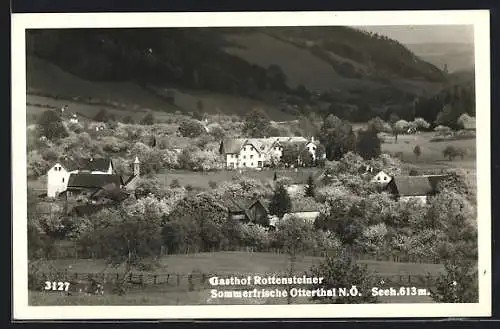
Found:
[222,197,253,222]
[65,173,123,201]
[46,157,118,198]
[385,175,445,204]
[219,136,323,169]
[371,170,392,186]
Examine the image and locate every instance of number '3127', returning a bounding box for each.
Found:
[44,281,70,291]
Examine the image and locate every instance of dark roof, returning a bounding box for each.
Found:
[222,197,253,213]
[67,173,122,189]
[282,140,308,151]
[122,174,138,186]
[89,183,130,202]
[249,199,270,212]
[388,175,445,197]
[220,138,246,154]
[81,158,113,172]
[56,157,113,172]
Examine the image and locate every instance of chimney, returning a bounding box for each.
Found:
[134,156,141,176]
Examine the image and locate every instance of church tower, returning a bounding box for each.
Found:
[134,156,140,177]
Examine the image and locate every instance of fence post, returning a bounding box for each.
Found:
[177,274,181,287]
[129,272,132,282]
[140,274,144,286]
[154,275,157,285]
[408,275,411,284]
[116,273,119,282]
[167,274,170,284]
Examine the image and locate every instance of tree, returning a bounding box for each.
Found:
[196,99,204,113]
[413,145,422,160]
[443,146,460,161]
[319,115,356,161]
[309,253,379,304]
[81,211,163,273]
[178,119,205,138]
[314,144,326,167]
[266,64,287,90]
[304,174,316,198]
[209,125,225,141]
[141,113,155,125]
[367,117,387,133]
[356,129,381,160]
[36,110,68,140]
[242,108,271,138]
[281,144,300,167]
[269,184,292,219]
[428,258,478,303]
[300,148,315,167]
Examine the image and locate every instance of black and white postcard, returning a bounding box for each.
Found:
[11,10,491,319]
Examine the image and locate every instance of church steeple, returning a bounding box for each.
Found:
[134,157,140,177]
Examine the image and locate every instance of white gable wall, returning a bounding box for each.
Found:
[239,143,263,168]
[371,171,392,184]
[47,164,70,197]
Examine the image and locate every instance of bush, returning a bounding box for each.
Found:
[178,119,205,138]
[308,253,380,304]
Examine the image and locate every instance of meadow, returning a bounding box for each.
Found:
[153,167,322,189]
[380,132,476,172]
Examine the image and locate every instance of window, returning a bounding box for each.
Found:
[243,162,246,166]
[251,162,254,166]
[250,155,254,159]
[243,155,246,159]
[377,176,381,181]
[258,161,262,167]
[383,176,387,181]
[62,178,65,183]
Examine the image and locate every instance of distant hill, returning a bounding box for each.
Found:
[406,43,475,73]
[26,27,451,122]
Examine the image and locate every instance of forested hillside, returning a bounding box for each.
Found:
[26,27,472,123]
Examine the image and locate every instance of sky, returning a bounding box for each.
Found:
[353,25,474,45]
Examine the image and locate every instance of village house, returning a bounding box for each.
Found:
[370,170,392,186]
[64,172,123,202]
[385,175,445,204]
[219,136,323,169]
[47,157,113,198]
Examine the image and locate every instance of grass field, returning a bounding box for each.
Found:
[380,132,476,172]
[153,168,321,189]
[30,252,443,305]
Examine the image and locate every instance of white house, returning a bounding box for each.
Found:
[46,163,75,198]
[371,170,392,185]
[219,136,320,169]
[46,158,115,197]
[69,113,78,124]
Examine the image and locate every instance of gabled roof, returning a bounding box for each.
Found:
[81,158,113,172]
[67,173,122,189]
[249,198,270,212]
[388,175,445,197]
[54,157,113,172]
[89,183,130,202]
[220,138,246,154]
